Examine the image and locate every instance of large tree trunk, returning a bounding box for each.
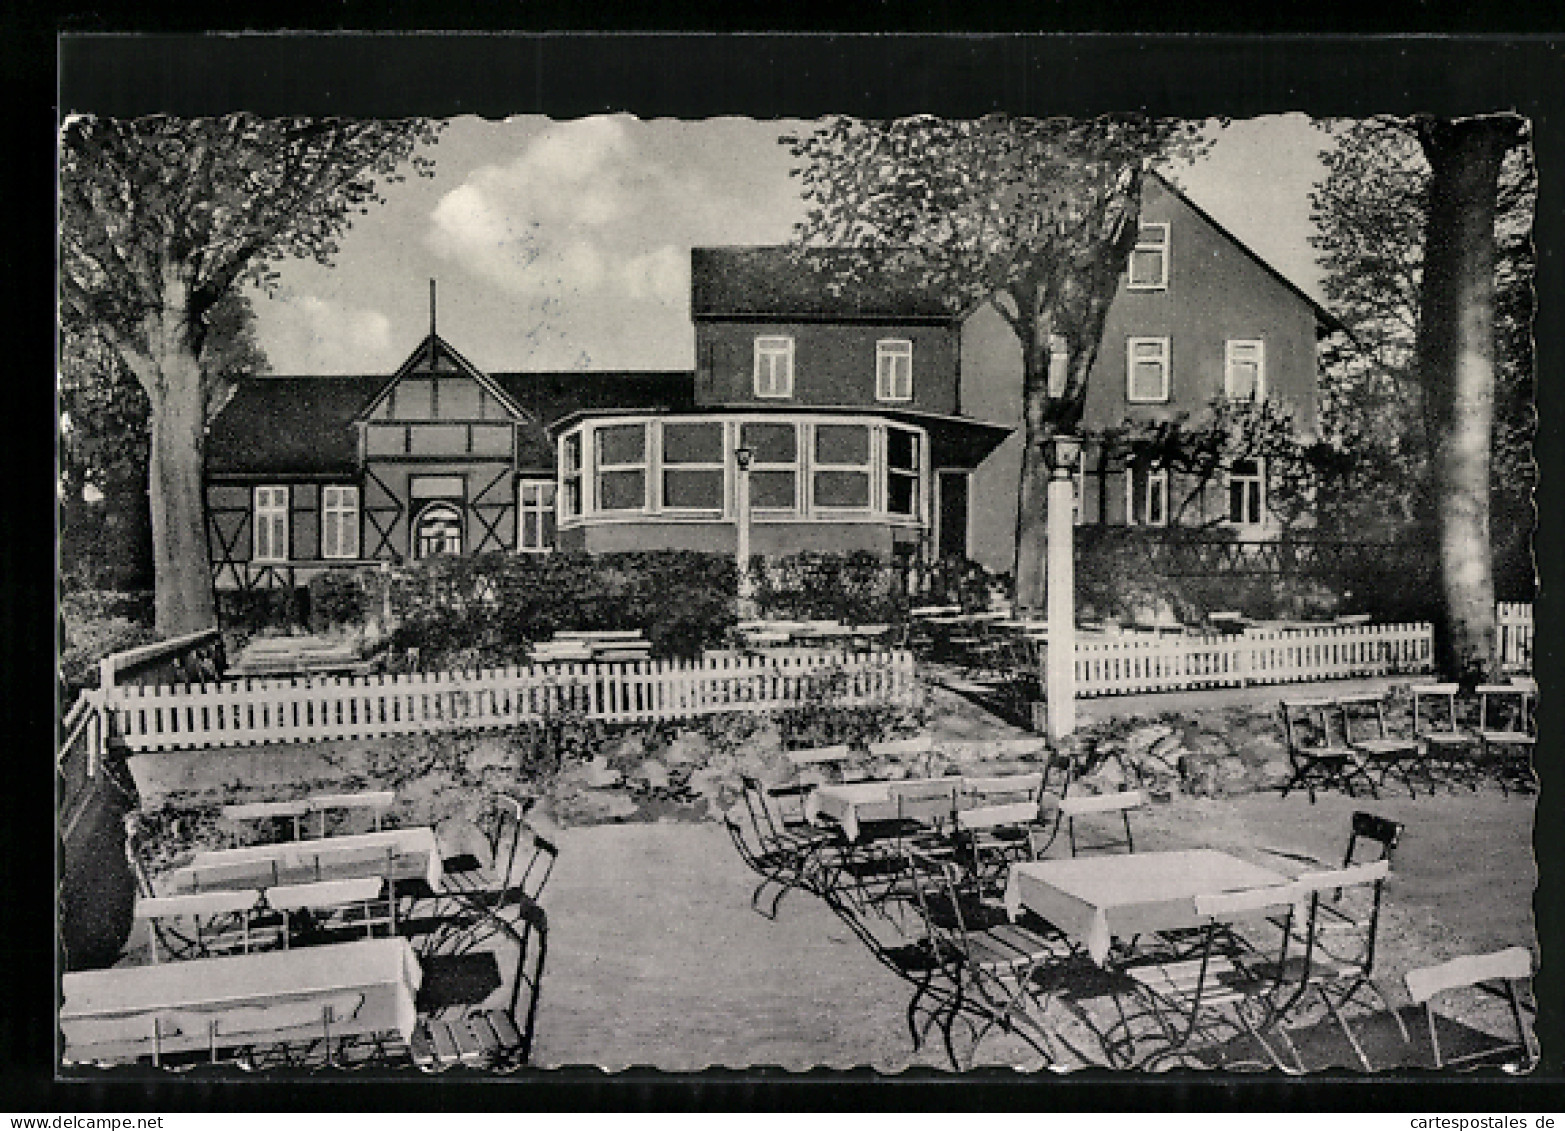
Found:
[1416,116,1521,683]
[1014,349,1053,614]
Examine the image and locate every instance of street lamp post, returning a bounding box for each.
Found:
[1043,432,1084,741]
[734,446,755,618]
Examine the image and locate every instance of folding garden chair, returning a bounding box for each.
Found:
[1279,699,1376,803]
[1342,810,1403,871]
[1476,681,1537,795]
[733,776,842,917]
[1411,683,1479,792]
[1268,859,1406,1072]
[1115,883,1304,1072]
[902,846,1075,1070]
[411,1007,529,1073]
[954,773,1049,891]
[221,799,310,846]
[1404,946,1536,1072]
[1057,789,1146,857]
[1337,694,1421,799]
[869,734,937,778]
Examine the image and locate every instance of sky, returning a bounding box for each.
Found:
[250,113,1332,377]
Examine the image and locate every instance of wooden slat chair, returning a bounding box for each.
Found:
[411,1008,528,1073]
[1404,947,1537,1072]
[955,773,1049,889]
[776,744,862,821]
[135,891,272,962]
[869,734,937,778]
[902,846,1076,1070]
[734,777,842,917]
[1411,684,1480,792]
[1476,681,1537,796]
[267,877,395,945]
[1056,790,1147,857]
[221,799,310,846]
[1279,699,1376,803]
[306,790,397,839]
[1266,859,1406,1072]
[1116,883,1304,1072]
[1337,694,1421,799]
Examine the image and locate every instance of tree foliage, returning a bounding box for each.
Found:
[58,114,441,632]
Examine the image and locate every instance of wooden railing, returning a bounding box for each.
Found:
[1497,602,1534,674]
[1070,622,1434,699]
[99,628,226,693]
[104,650,919,753]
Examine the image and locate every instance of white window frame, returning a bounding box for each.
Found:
[1127,222,1170,290]
[753,336,795,399]
[1225,339,1267,401]
[560,432,584,519]
[253,485,289,563]
[742,420,800,515]
[517,480,556,553]
[321,485,360,560]
[414,501,464,559]
[594,422,649,514]
[875,339,913,402]
[810,422,874,514]
[1124,466,1169,527]
[1126,337,1171,403]
[658,420,727,515]
[883,424,922,520]
[1226,457,1267,527]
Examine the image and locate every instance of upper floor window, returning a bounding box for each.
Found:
[1227,458,1266,526]
[1125,465,1168,527]
[1126,337,1171,403]
[1225,339,1266,401]
[812,423,871,510]
[518,480,556,552]
[876,339,913,402]
[742,421,800,513]
[561,433,583,518]
[1128,223,1170,290]
[595,423,648,512]
[885,425,921,517]
[754,337,795,398]
[660,421,725,513]
[254,486,289,562]
[321,485,360,560]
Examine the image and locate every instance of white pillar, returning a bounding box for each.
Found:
[736,457,755,618]
[1045,465,1076,740]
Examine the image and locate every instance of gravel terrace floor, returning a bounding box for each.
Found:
[529,787,1537,1073]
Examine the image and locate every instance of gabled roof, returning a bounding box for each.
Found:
[690,247,958,322]
[1147,170,1346,336]
[354,332,533,423]
[206,375,385,475]
[493,371,695,468]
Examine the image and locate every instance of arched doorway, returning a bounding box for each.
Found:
[414,501,463,558]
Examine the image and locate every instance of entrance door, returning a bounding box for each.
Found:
[936,471,969,561]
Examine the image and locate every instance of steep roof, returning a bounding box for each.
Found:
[205,370,696,476]
[690,247,958,321]
[206,375,386,475]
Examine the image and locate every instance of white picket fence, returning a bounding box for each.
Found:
[1497,602,1534,673]
[104,650,919,753]
[1071,622,1434,699]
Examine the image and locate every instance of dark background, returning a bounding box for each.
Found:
[14,24,1564,1112]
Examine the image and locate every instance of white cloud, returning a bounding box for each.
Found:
[257,294,396,374]
[619,245,687,304]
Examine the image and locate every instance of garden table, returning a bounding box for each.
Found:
[178,827,442,892]
[60,936,423,1065]
[805,777,959,841]
[1002,849,1294,967]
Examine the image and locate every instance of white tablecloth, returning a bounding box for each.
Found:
[1003,849,1293,966]
[61,937,422,1064]
[805,778,958,841]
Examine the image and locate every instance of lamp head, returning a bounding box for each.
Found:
[1043,432,1084,473]
[734,446,754,471]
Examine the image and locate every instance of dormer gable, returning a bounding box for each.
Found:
[357,332,533,425]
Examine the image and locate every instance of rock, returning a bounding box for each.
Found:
[557,788,638,825]
[602,734,646,769]
[582,756,623,789]
[1216,755,1250,786]
[1126,725,1174,761]
[685,767,727,804]
[662,731,709,767]
[632,759,671,791]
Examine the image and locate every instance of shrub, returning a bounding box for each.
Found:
[307,570,372,632]
[752,550,909,624]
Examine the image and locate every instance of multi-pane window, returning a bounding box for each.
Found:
[1126,466,1168,527]
[561,433,583,518]
[1128,222,1170,290]
[1227,458,1266,526]
[812,423,871,509]
[742,421,799,513]
[253,486,289,562]
[876,339,913,401]
[1126,337,1171,403]
[660,421,725,512]
[321,485,360,559]
[753,337,795,398]
[595,423,648,512]
[416,503,463,558]
[885,426,921,517]
[1225,339,1266,401]
[518,481,556,552]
